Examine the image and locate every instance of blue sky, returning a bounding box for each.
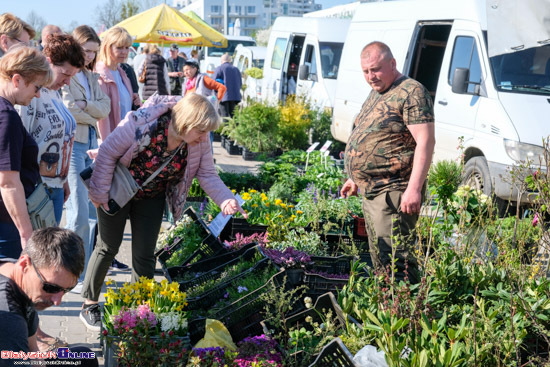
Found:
[1,0,353,31]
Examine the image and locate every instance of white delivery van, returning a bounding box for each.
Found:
[200,35,256,76]
[233,45,267,102]
[262,16,350,110]
[331,0,550,206]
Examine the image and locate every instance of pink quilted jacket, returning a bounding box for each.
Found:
[88,95,234,220]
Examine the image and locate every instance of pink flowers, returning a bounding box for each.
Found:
[113,304,157,332]
[533,213,539,227]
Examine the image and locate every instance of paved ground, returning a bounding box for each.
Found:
[38,141,260,366]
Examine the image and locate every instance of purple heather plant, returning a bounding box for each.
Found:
[224,232,269,250]
[263,247,312,268]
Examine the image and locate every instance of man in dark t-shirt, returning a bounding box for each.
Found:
[341,41,435,283]
[0,228,95,367]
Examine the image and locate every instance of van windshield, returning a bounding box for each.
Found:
[208,40,257,57]
[319,42,344,80]
[490,45,550,95]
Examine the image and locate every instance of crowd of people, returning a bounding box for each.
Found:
[0,9,436,367]
[0,12,246,365]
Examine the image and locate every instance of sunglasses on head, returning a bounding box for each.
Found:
[29,257,75,294]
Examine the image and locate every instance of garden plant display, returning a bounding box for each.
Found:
[183,250,265,298]
[188,334,283,366]
[102,277,189,366]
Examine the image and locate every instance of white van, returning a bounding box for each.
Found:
[200,35,256,76]
[233,45,267,102]
[262,16,350,110]
[331,0,550,206]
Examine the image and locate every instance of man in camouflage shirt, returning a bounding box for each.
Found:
[341,41,435,283]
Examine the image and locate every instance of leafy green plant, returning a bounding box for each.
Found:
[223,101,281,152]
[244,67,263,79]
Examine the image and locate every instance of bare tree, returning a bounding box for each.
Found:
[26,11,47,39]
[95,0,123,29]
[121,0,141,20]
[65,21,80,34]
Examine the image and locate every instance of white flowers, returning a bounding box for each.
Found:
[304,297,313,309]
[159,312,187,332]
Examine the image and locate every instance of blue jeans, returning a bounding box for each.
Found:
[0,221,22,260]
[65,127,98,281]
[48,187,64,225]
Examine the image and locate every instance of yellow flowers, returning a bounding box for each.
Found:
[104,276,187,313]
[275,199,282,206]
[297,210,304,215]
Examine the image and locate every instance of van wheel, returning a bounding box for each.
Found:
[463,156,511,217]
[463,157,492,196]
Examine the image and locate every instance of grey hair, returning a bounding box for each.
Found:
[23,227,84,278]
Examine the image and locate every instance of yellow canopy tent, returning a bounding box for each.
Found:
[111,3,227,47]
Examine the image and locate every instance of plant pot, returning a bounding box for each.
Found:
[212,132,222,142]
[242,147,260,161]
[225,139,242,155]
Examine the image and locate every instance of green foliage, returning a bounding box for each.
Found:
[223,101,281,152]
[278,95,312,151]
[244,67,263,79]
[427,160,462,210]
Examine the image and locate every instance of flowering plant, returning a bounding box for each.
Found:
[102,277,189,365]
[224,232,269,250]
[156,213,206,253]
[448,184,491,228]
[188,335,283,366]
[262,247,311,268]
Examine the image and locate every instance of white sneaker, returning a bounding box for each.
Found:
[70,281,83,294]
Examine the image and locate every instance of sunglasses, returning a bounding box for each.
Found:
[30,258,75,294]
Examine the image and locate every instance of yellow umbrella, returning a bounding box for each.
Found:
[111,4,227,47]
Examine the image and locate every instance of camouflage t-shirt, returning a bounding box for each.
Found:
[344,76,434,198]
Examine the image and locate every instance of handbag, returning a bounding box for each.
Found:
[138,63,147,83]
[80,143,183,216]
[26,181,56,230]
[39,142,60,178]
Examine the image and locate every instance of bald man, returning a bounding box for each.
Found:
[40,24,62,50]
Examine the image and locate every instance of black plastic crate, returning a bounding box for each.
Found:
[165,242,257,282]
[324,234,369,256]
[306,255,357,275]
[188,269,304,344]
[158,232,226,272]
[219,217,269,242]
[308,338,357,367]
[154,207,211,258]
[186,259,274,311]
[168,245,265,292]
[224,139,242,155]
[302,272,349,298]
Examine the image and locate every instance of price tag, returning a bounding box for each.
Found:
[305,143,320,172]
[306,142,319,153]
[208,194,244,238]
[319,140,332,152]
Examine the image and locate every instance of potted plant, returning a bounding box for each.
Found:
[222,101,281,154]
[102,277,190,366]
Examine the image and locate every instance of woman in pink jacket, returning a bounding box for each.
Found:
[94,26,141,145]
[79,93,246,331]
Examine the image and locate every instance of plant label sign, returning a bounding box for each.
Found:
[319,140,332,153]
[306,142,320,153]
[208,194,245,238]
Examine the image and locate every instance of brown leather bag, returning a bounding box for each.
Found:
[138,63,147,83]
[39,142,60,178]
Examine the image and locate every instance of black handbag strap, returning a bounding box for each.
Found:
[140,142,184,188]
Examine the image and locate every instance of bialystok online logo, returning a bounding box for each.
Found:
[2,348,95,360]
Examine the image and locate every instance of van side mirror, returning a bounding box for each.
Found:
[299,64,309,80]
[452,67,469,94]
